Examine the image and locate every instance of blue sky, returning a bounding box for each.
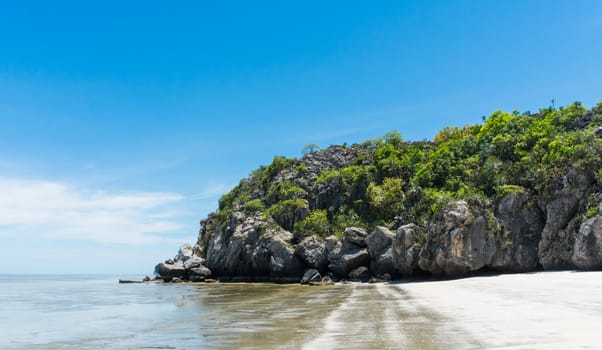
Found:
[1,1,601,274]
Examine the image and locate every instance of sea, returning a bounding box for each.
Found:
[2,271,601,349]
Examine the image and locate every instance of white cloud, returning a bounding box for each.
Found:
[0,177,186,244]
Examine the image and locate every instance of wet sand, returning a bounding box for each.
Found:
[196,282,477,349]
[194,271,602,349]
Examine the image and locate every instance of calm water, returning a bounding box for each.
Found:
[2,272,600,349]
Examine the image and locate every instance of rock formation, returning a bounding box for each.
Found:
[154,243,212,282]
[153,102,602,283]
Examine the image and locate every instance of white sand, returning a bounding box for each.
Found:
[397,271,602,349]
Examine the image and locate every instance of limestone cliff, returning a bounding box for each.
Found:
[155,102,602,282]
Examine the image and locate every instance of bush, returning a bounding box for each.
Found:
[366,178,404,220]
[332,207,365,238]
[293,209,330,240]
[267,180,306,203]
[244,199,265,213]
[585,206,599,218]
[495,185,526,198]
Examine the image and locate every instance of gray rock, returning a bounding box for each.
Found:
[328,247,370,277]
[183,256,206,270]
[294,236,328,271]
[348,266,371,282]
[308,146,369,210]
[204,211,303,280]
[364,226,396,276]
[300,268,322,284]
[268,234,304,277]
[189,265,212,282]
[343,227,368,247]
[538,169,591,269]
[393,224,424,276]
[370,245,396,276]
[572,215,602,269]
[271,200,310,232]
[118,279,143,284]
[154,261,186,280]
[418,200,497,277]
[192,244,203,257]
[367,226,394,258]
[325,235,341,252]
[491,193,543,272]
[174,244,194,262]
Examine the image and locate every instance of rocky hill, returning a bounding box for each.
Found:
[155,101,602,283]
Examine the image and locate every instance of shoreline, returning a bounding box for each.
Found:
[121,267,587,286]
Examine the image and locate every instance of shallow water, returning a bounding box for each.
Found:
[2,272,601,349]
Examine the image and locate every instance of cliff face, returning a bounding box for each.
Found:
[156,102,602,282]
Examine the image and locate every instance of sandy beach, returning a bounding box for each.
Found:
[396,271,602,350]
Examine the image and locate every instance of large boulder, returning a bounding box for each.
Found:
[189,266,212,282]
[268,233,304,278]
[154,261,186,281]
[538,168,592,269]
[328,246,370,277]
[183,256,206,270]
[370,245,396,276]
[572,212,602,269]
[393,224,424,276]
[294,236,328,272]
[367,226,394,257]
[366,226,395,276]
[343,227,368,247]
[490,192,544,272]
[418,200,497,277]
[348,266,371,282]
[155,242,212,281]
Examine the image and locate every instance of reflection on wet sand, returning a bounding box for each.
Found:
[186,283,480,349]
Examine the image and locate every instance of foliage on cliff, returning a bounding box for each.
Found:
[206,102,602,248]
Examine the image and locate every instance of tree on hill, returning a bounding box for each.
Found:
[301,143,320,155]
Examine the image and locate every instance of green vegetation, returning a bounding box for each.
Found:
[244,199,265,213]
[213,102,602,241]
[585,206,599,218]
[367,178,404,220]
[293,209,330,240]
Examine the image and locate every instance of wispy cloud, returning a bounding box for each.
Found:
[0,177,186,244]
[188,181,235,200]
